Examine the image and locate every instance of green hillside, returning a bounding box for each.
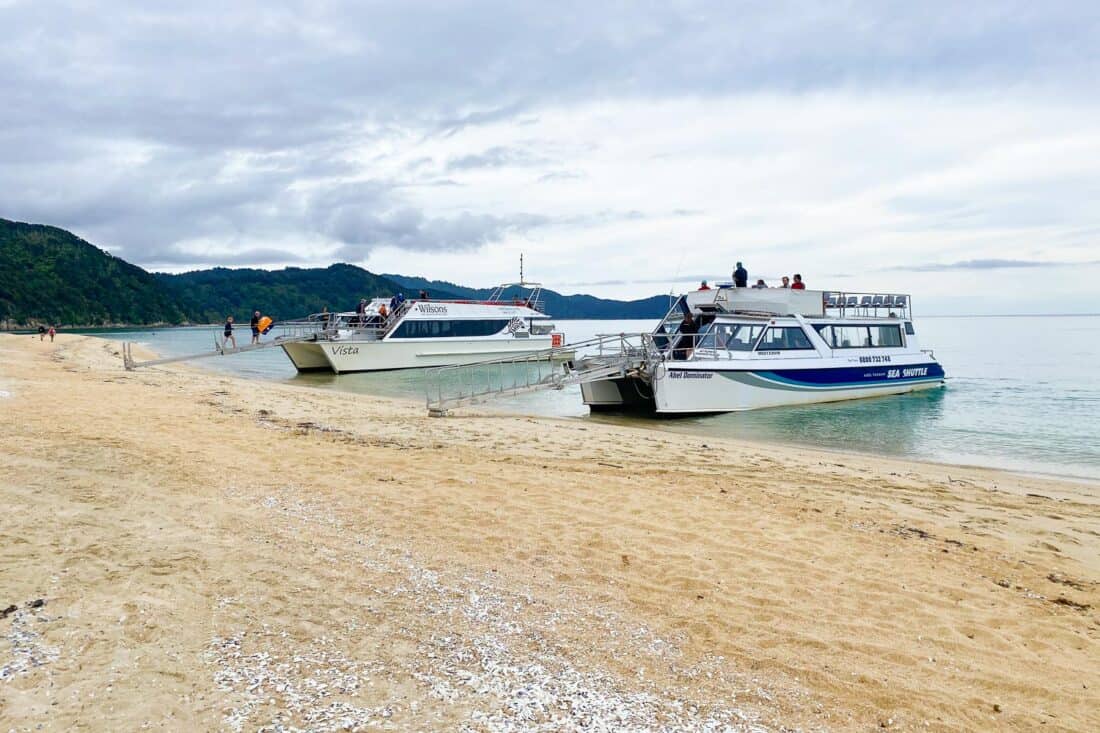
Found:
[0,218,185,327]
[0,217,671,327]
[157,265,405,324]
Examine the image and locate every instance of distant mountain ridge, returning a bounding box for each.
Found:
[384,274,671,319]
[0,217,669,327]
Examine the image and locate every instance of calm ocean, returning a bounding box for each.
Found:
[98,315,1100,481]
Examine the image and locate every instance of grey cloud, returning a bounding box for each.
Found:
[538,170,587,183]
[447,145,550,171]
[888,258,1100,272]
[144,248,309,268]
[330,210,549,260]
[2,1,1098,270]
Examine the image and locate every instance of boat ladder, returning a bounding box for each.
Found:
[424,333,649,416]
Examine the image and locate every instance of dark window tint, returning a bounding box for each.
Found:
[817,324,905,348]
[904,321,915,335]
[869,325,903,347]
[757,326,814,350]
[390,319,510,338]
[713,324,765,351]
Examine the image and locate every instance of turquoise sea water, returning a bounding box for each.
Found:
[97,315,1100,481]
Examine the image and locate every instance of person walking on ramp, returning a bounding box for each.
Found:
[222,316,237,350]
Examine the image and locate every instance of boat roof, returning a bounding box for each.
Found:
[682,287,913,320]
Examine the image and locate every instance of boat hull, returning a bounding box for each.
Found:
[281,341,332,372]
[287,336,560,373]
[583,361,945,414]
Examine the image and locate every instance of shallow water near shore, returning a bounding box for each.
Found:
[96,315,1100,481]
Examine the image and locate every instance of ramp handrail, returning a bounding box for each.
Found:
[424,332,649,415]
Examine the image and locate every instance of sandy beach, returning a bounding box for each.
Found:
[1,333,1098,731]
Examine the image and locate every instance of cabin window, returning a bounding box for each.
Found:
[904,321,915,335]
[713,324,765,352]
[869,325,903,347]
[816,324,904,348]
[756,326,814,351]
[390,319,510,338]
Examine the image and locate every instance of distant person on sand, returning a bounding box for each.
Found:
[733,262,748,288]
[791,274,806,290]
[48,326,56,342]
[222,316,236,349]
[37,325,46,341]
[250,310,262,344]
[780,276,790,288]
[698,280,711,291]
[752,279,767,289]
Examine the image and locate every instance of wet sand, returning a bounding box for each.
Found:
[1,333,1098,731]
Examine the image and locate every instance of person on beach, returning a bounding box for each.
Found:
[250,310,262,344]
[780,276,790,288]
[733,262,748,288]
[791,274,806,290]
[222,316,237,349]
[37,325,46,341]
[752,279,768,289]
[48,326,56,342]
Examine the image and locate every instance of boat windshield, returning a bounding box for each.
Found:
[710,323,766,352]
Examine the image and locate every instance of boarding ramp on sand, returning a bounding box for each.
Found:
[424,333,650,416]
[121,318,328,371]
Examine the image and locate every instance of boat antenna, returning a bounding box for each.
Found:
[519,252,525,286]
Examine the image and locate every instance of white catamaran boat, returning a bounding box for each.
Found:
[579,287,945,414]
[280,282,565,374]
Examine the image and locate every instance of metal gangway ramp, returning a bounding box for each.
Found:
[424,333,649,416]
[121,318,327,371]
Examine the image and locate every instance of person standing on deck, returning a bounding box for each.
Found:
[791,274,806,290]
[250,310,262,344]
[733,262,748,288]
[222,316,237,349]
[355,298,368,326]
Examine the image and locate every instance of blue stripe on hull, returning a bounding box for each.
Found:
[751,362,945,390]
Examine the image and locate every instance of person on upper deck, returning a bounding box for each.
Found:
[733,262,748,288]
[779,276,790,288]
[791,274,805,290]
[752,279,767,289]
[419,289,429,300]
[698,280,711,290]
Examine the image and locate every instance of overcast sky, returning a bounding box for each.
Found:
[3,1,1099,312]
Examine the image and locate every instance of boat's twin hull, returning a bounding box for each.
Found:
[582,362,946,414]
[282,336,557,373]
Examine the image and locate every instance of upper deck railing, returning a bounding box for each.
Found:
[682,287,913,319]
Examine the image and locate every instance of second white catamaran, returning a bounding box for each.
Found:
[279,282,564,373]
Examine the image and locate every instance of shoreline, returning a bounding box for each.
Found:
[3,333,1098,731]
[118,330,1098,485]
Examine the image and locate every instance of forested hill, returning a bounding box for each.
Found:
[0,218,185,327]
[1,217,669,326]
[385,274,670,319]
[156,265,406,324]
